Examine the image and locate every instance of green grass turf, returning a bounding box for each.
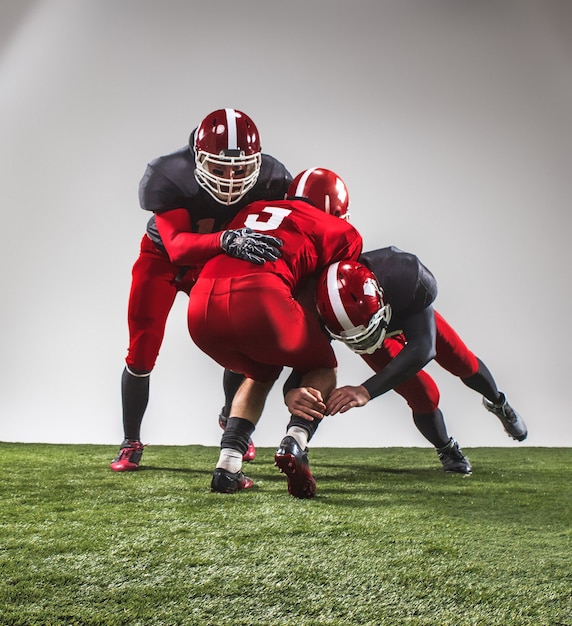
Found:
[0,444,570,626]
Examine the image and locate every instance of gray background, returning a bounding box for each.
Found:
[1,0,570,449]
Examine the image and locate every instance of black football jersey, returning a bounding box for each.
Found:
[359,246,438,334]
[139,131,292,249]
[356,246,439,400]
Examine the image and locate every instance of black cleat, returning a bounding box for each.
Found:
[218,410,228,431]
[483,393,528,441]
[436,438,472,475]
[274,436,316,498]
[211,468,253,493]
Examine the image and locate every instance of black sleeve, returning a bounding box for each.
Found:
[359,247,438,316]
[139,164,184,213]
[361,306,437,400]
[255,157,293,200]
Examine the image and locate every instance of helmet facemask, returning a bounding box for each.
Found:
[326,301,392,354]
[195,149,261,205]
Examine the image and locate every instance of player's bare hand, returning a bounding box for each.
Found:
[285,387,326,421]
[326,385,371,415]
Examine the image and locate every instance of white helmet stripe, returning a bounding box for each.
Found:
[225,108,238,149]
[294,167,318,197]
[326,262,355,331]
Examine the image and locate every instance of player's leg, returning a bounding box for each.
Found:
[363,337,471,473]
[275,367,336,498]
[189,276,285,491]
[279,370,322,494]
[211,377,274,493]
[264,289,340,498]
[218,369,245,428]
[393,369,472,475]
[111,239,178,471]
[218,369,256,462]
[191,274,333,494]
[433,310,527,441]
[276,289,341,448]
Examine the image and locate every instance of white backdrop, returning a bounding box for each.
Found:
[1,0,571,448]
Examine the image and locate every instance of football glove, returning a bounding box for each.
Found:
[220,227,283,265]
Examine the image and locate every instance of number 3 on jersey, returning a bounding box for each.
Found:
[244,207,292,232]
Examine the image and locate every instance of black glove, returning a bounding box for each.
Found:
[220,227,283,265]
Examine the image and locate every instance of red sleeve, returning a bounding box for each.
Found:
[320,220,363,266]
[343,228,363,261]
[155,209,223,266]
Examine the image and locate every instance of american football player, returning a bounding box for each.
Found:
[111,109,292,472]
[284,250,526,481]
[187,168,362,495]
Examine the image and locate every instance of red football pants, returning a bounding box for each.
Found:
[188,273,337,383]
[126,235,197,373]
[361,310,479,413]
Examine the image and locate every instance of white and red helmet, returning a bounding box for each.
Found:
[316,261,392,354]
[287,167,350,220]
[193,108,262,205]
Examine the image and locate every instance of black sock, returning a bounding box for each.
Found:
[221,370,246,418]
[412,409,450,448]
[221,417,256,456]
[121,367,149,441]
[286,415,321,443]
[461,358,503,404]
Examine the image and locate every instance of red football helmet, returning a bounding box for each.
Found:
[193,108,262,205]
[287,168,350,220]
[316,261,392,354]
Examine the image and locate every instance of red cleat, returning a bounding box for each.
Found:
[110,440,145,472]
[243,439,256,463]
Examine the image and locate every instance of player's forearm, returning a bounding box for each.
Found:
[161,231,222,265]
[362,342,435,400]
[155,209,223,265]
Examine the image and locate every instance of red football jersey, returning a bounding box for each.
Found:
[198,199,363,289]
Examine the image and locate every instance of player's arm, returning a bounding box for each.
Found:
[355,306,437,401]
[155,209,222,265]
[327,306,437,415]
[156,209,282,266]
[326,222,363,264]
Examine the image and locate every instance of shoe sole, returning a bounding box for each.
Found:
[211,468,254,493]
[211,477,254,494]
[274,453,316,498]
[110,462,140,472]
[503,428,528,442]
[444,468,472,476]
[483,400,527,442]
